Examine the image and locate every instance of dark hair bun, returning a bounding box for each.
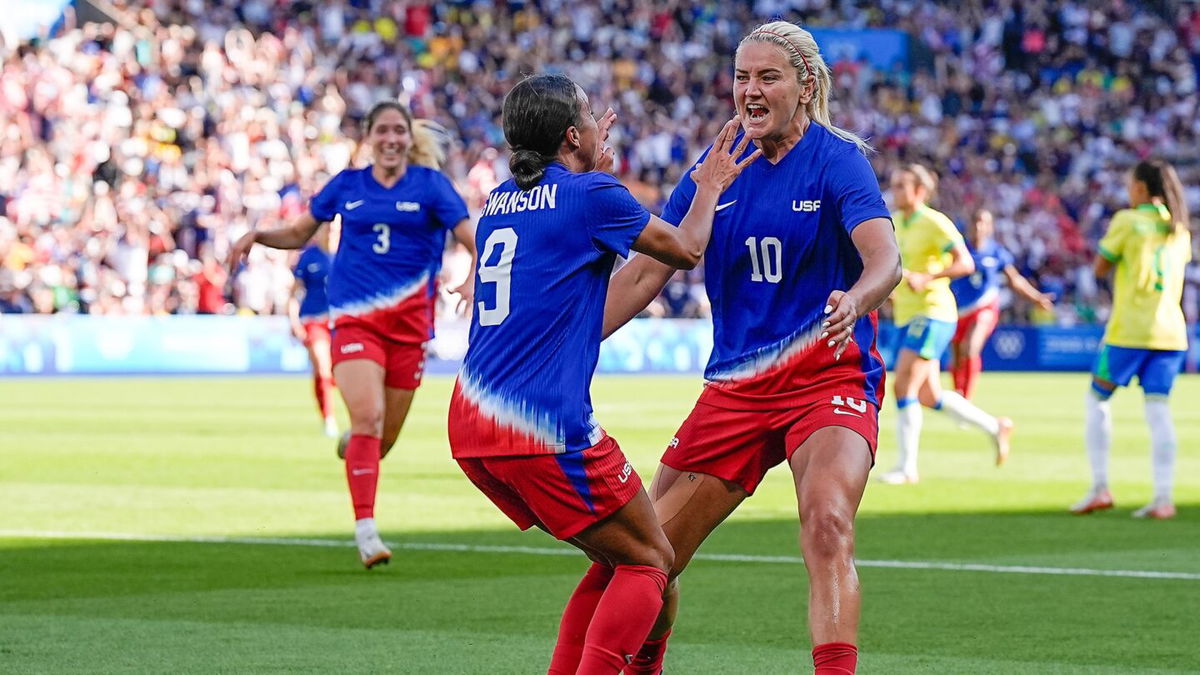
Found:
[511,148,548,190]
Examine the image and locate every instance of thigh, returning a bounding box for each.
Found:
[569,488,671,569]
[789,426,871,524]
[457,457,539,532]
[306,323,334,376]
[1138,350,1186,396]
[332,358,386,426]
[648,463,747,576]
[661,400,786,495]
[966,308,998,355]
[892,345,928,398]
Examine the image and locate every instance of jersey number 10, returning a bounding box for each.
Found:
[478,228,518,326]
[745,236,783,283]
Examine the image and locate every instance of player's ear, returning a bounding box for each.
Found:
[564,124,581,151]
[798,79,815,106]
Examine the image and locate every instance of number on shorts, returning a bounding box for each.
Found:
[477,227,518,326]
[372,223,390,254]
[745,236,783,283]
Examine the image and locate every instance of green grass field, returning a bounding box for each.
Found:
[2,373,1198,673]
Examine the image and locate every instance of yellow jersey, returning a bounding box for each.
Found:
[1098,204,1192,351]
[892,205,964,325]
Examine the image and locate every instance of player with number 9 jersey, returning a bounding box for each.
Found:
[447,74,757,675]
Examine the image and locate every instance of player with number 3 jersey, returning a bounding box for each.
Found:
[448,74,757,675]
[604,22,901,675]
[231,101,475,569]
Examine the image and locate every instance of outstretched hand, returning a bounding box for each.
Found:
[691,117,761,192]
[821,290,860,360]
[227,230,257,277]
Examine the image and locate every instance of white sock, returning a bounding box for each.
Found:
[896,402,923,475]
[355,517,377,538]
[937,391,1000,436]
[1144,396,1176,503]
[1085,389,1111,491]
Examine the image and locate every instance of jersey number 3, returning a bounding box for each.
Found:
[478,228,518,326]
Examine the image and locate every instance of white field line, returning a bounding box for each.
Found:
[2,530,1199,581]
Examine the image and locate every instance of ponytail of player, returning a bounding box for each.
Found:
[740,21,872,154]
[1133,160,1190,236]
[502,74,581,190]
[410,119,452,170]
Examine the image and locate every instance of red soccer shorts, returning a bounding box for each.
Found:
[953,298,1000,346]
[661,392,879,495]
[456,435,643,540]
[301,319,331,347]
[331,322,426,390]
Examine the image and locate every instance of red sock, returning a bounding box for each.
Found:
[962,355,982,400]
[344,434,381,520]
[314,376,334,418]
[547,563,615,674]
[576,564,667,675]
[951,358,967,396]
[813,642,858,674]
[626,629,671,674]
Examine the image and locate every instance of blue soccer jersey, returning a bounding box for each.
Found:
[293,244,332,321]
[661,124,892,409]
[309,166,468,343]
[951,239,1014,315]
[449,164,651,457]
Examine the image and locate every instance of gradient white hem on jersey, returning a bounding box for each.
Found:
[329,272,430,322]
[297,311,330,323]
[456,369,578,453]
[956,286,999,316]
[706,316,824,383]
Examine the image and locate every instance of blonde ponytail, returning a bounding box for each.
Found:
[739,21,872,154]
[409,119,453,171]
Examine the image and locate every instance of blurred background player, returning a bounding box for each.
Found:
[287,221,338,437]
[880,164,1013,485]
[1071,160,1192,520]
[231,101,476,568]
[949,209,1055,400]
[604,22,900,675]
[448,74,757,674]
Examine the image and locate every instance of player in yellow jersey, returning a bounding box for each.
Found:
[1072,160,1192,520]
[879,164,1013,484]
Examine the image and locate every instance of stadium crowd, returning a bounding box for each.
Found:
[2,0,1198,324]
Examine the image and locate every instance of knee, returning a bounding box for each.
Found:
[349,404,384,435]
[646,540,675,576]
[917,389,940,408]
[801,508,855,563]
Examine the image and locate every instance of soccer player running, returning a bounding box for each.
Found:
[949,209,1054,399]
[287,221,338,437]
[1071,160,1192,520]
[447,74,757,675]
[603,22,901,675]
[230,101,476,568]
[879,164,1013,485]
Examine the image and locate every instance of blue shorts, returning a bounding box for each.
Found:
[899,317,956,361]
[1093,345,1185,396]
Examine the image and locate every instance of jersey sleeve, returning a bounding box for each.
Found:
[826,149,891,235]
[308,171,346,223]
[998,244,1015,269]
[932,213,965,253]
[1098,212,1132,262]
[584,173,652,257]
[431,171,470,231]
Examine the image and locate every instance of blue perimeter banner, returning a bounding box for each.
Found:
[1,315,1196,376]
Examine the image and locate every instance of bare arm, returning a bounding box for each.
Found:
[823,218,902,359]
[602,253,675,339]
[287,276,305,341]
[1003,264,1054,310]
[1094,256,1114,279]
[227,212,323,275]
[905,242,975,291]
[449,218,477,314]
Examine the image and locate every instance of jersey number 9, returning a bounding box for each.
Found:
[478,228,518,326]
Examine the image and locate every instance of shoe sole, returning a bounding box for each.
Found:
[362,552,392,569]
[1070,501,1114,515]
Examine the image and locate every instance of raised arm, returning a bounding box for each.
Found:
[823,218,903,359]
[227,212,323,275]
[602,253,675,339]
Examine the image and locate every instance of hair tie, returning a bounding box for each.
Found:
[753,29,814,80]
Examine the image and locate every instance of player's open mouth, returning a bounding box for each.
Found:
[745,104,768,123]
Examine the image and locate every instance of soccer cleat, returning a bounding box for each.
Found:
[877,468,918,485]
[323,417,339,438]
[1132,500,1175,520]
[1069,488,1114,515]
[993,417,1013,466]
[336,431,350,459]
[355,529,392,569]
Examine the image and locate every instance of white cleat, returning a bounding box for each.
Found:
[1131,499,1176,520]
[993,417,1013,466]
[877,468,918,485]
[355,528,392,569]
[323,417,339,438]
[1069,487,1114,515]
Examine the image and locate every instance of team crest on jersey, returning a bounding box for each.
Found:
[792,200,821,212]
[396,201,421,212]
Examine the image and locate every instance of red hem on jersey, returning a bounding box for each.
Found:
[661,394,878,495]
[952,298,1000,345]
[456,435,642,540]
[301,320,331,348]
[331,322,426,389]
